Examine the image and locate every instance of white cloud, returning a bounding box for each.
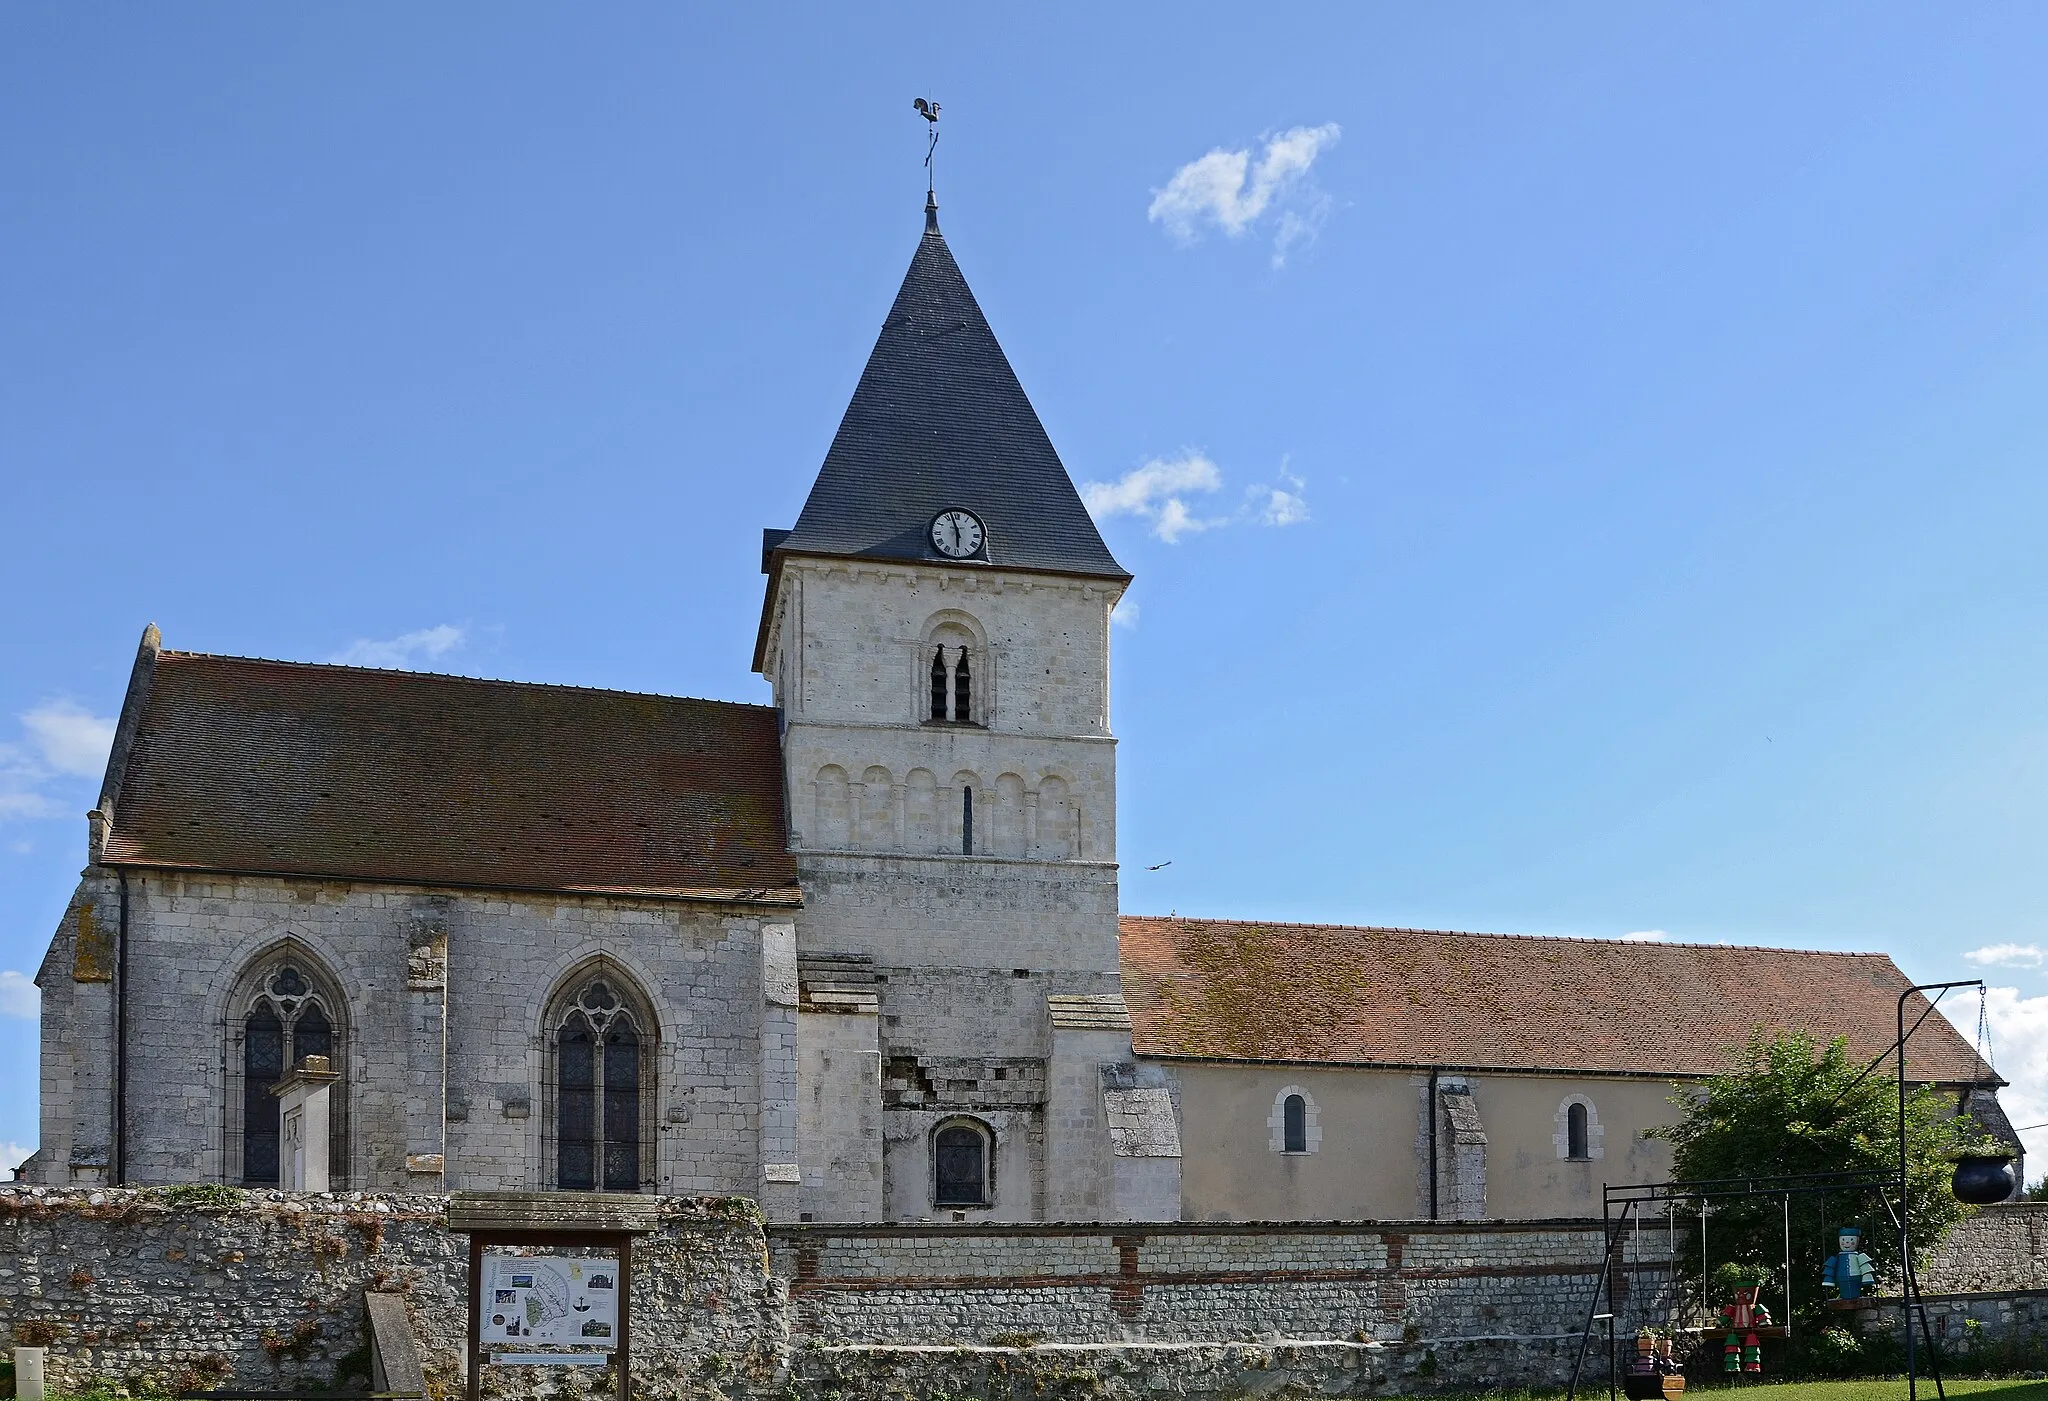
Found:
[1082,453,1227,544]
[1086,455,1314,546]
[1149,124,1341,266]
[0,700,118,822]
[0,1142,30,1175]
[22,702,117,777]
[1942,988,2048,1179]
[1622,930,1670,943]
[1967,943,2045,969]
[1247,465,1312,527]
[1111,597,1140,630]
[328,624,466,670]
[0,970,37,1019]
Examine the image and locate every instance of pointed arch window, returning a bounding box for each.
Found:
[953,650,972,721]
[233,957,346,1187]
[930,648,949,721]
[549,975,655,1192]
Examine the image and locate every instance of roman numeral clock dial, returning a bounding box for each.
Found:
[930,509,985,559]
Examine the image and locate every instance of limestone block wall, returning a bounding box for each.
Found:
[28,871,121,1185]
[796,855,1120,976]
[764,561,1119,741]
[46,870,780,1195]
[0,1188,781,1399]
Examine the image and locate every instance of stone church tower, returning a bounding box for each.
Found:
[758,196,1169,1222]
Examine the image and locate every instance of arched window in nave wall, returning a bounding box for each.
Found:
[228,949,348,1188]
[546,970,658,1193]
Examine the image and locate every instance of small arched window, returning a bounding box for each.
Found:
[552,976,652,1192]
[1554,1094,1603,1161]
[961,785,974,855]
[954,650,972,720]
[1283,1094,1309,1154]
[930,648,948,721]
[933,1119,992,1207]
[238,959,343,1186]
[1269,1084,1320,1154]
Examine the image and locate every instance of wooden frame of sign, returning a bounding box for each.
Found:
[446,1192,660,1401]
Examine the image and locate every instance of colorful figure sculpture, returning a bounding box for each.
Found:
[1720,1276,1772,1374]
[1821,1225,1876,1301]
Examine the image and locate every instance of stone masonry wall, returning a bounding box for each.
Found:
[33,870,778,1196]
[0,1187,783,1399]
[20,1194,2038,1401]
[768,1220,1679,1349]
[1921,1204,2048,1295]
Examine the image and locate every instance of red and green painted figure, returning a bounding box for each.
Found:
[1720,1276,1772,1374]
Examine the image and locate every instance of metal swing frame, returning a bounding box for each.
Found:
[1565,978,1985,1401]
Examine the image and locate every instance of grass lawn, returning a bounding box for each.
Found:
[1460,1383,2048,1401]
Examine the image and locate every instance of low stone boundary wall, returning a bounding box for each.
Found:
[1922,1204,2048,1295]
[23,1190,2040,1399]
[0,1187,782,1398]
[791,1337,1595,1399]
[768,1219,1679,1349]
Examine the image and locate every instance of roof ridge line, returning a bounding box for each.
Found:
[157,650,776,712]
[1118,914,1889,960]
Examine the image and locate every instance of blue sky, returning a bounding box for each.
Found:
[4,5,2047,1173]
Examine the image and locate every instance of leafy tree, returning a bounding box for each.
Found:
[1647,1030,1980,1320]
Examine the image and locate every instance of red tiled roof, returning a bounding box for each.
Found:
[1118,916,1993,1083]
[100,652,799,903]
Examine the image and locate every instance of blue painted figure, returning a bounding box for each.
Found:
[1821,1225,1876,1301]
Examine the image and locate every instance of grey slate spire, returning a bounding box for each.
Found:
[769,198,1128,580]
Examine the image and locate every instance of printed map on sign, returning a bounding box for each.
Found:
[481,1253,619,1349]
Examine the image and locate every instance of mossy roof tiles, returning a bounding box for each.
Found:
[1118,916,1993,1083]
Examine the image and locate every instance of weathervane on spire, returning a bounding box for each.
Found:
[913,97,941,198]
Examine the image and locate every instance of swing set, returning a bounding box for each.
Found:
[1564,978,2002,1401]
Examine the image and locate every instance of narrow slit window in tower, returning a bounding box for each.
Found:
[954,651,971,722]
[961,786,974,855]
[930,648,948,721]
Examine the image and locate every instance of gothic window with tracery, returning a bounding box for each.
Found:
[238,959,341,1186]
[552,976,652,1192]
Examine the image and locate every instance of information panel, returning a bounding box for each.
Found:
[480,1253,620,1350]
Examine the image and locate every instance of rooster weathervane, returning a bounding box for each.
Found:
[913,97,941,195]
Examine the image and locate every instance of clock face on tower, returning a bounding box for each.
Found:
[929,509,985,559]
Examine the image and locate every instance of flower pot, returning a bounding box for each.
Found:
[1951,1154,2016,1205]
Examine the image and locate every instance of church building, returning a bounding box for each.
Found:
[26,196,2010,1219]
